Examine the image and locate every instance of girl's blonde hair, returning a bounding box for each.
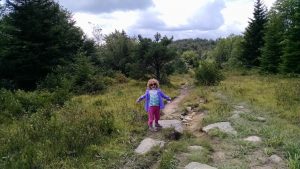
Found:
[147,78,159,88]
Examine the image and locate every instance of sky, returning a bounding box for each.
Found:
[58,0,275,40]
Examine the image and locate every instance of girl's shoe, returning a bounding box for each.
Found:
[155,123,162,128]
[149,127,157,132]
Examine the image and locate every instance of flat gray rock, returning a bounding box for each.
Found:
[158,120,183,133]
[185,162,217,169]
[269,154,282,163]
[188,146,204,151]
[244,136,262,142]
[256,117,266,122]
[202,122,237,135]
[134,138,165,155]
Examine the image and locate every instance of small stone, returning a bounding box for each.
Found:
[244,136,262,143]
[256,117,266,122]
[251,166,272,169]
[213,152,226,162]
[185,162,217,169]
[230,114,240,119]
[234,105,245,109]
[186,106,192,112]
[232,110,244,115]
[184,116,193,121]
[191,112,197,117]
[188,146,204,151]
[269,154,282,163]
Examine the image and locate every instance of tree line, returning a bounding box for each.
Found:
[208,0,300,75]
[0,0,190,92]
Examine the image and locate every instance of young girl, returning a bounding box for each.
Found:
[136,78,171,131]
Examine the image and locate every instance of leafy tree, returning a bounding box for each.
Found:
[181,50,199,68]
[0,0,84,89]
[260,9,284,73]
[208,35,243,68]
[101,30,134,76]
[130,33,176,82]
[280,0,300,74]
[241,0,268,67]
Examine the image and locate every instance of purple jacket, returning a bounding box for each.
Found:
[137,89,171,112]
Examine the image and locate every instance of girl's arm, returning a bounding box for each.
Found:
[136,92,147,103]
[159,90,171,101]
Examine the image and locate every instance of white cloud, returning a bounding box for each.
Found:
[58,0,153,13]
[67,0,276,39]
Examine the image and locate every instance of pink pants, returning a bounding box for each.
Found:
[148,106,160,127]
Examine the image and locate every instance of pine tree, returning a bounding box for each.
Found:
[0,0,84,89]
[241,0,268,67]
[260,9,284,73]
[280,1,300,74]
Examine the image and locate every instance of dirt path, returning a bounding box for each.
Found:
[162,85,189,119]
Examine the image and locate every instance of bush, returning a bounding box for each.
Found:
[0,89,23,119]
[195,61,224,85]
[0,88,71,121]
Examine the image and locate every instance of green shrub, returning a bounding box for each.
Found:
[15,90,53,113]
[114,72,128,83]
[159,150,177,169]
[195,61,224,86]
[0,88,23,119]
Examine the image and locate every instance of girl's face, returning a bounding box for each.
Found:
[149,83,157,89]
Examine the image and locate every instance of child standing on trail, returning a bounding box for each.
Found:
[136,78,172,132]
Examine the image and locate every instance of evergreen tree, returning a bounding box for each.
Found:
[0,0,84,89]
[260,9,284,73]
[280,0,300,74]
[241,0,268,67]
[130,33,176,82]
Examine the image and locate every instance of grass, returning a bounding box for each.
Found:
[0,77,180,169]
[188,70,300,169]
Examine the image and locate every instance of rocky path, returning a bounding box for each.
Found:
[133,84,288,169]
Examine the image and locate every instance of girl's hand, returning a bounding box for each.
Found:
[167,100,171,103]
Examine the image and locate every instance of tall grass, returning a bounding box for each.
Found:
[0,77,179,168]
[219,73,300,123]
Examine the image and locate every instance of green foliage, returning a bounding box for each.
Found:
[0,88,71,121]
[280,1,300,74]
[0,0,85,89]
[181,50,199,68]
[0,100,117,168]
[172,56,189,74]
[101,30,134,76]
[39,53,107,94]
[0,88,23,119]
[260,9,284,73]
[195,61,224,86]
[209,35,243,68]
[241,0,268,67]
[274,81,300,109]
[159,150,178,169]
[129,33,176,82]
[170,38,216,58]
